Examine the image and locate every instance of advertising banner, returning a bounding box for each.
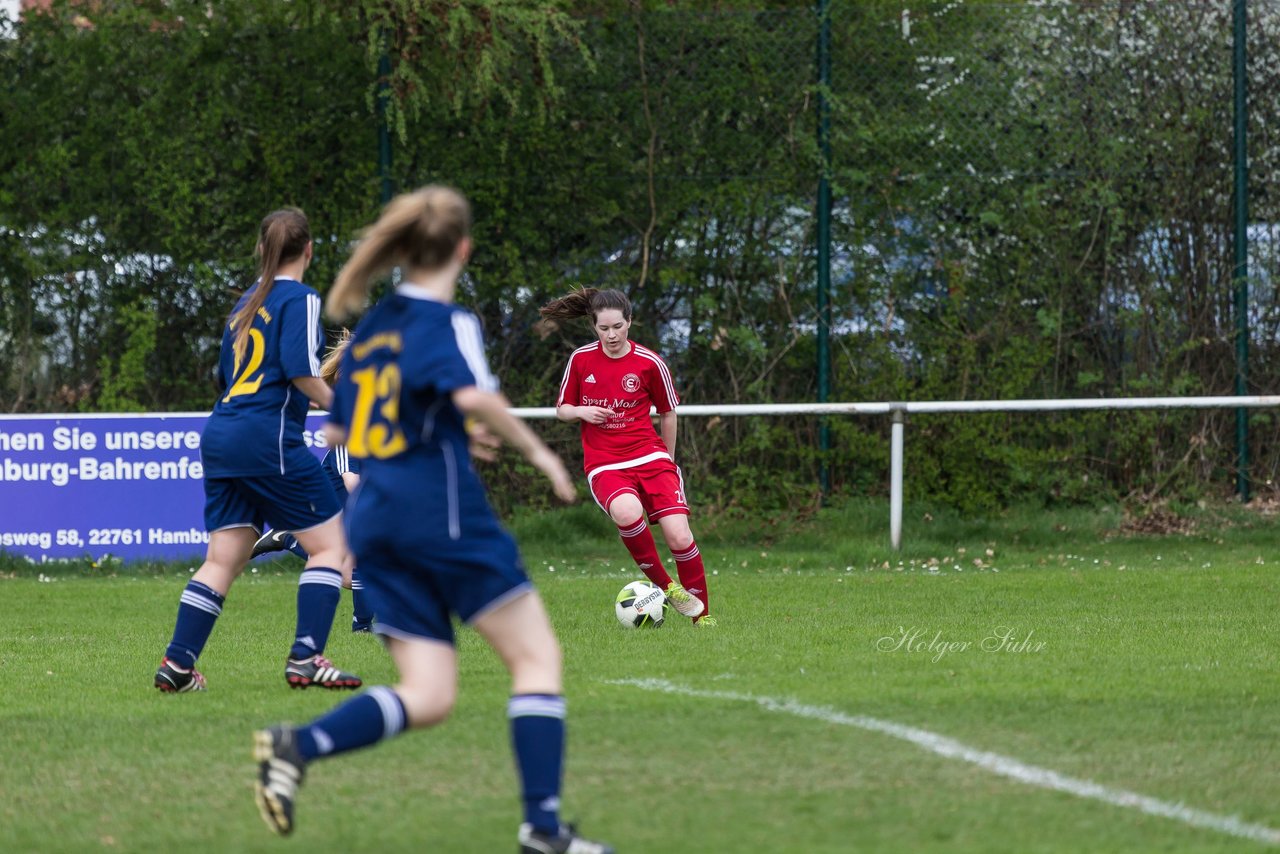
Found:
[0,413,331,562]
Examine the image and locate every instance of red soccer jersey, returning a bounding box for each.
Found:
[556,341,680,476]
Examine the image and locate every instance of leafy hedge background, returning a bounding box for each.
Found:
[4,0,1280,512]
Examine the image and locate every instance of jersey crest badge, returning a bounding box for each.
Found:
[621,373,641,392]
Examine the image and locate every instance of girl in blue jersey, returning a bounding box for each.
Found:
[253,332,500,631]
[252,187,613,854]
[251,332,376,633]
[154,208,362,693]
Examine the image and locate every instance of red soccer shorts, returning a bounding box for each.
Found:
[588,457,689,522]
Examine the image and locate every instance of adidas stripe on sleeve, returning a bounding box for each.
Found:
[450,312,499,393]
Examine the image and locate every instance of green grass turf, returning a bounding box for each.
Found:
[1,500,1277,852]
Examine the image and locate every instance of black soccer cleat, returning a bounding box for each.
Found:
[251,528,293,559]
[154,657,206,693]
[254,726,306,836]
[284,654,363,690]
[518,823,615,854]
[351,619,374,634]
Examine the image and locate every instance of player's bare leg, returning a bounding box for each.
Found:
[384,635,459,727]
[192,525,256,593]
[254,637,453,837]
[155,526,255,692]
[475,591,613,854]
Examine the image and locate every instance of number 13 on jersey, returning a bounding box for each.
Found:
[347,364,408,458]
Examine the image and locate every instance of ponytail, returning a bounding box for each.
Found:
[538,287,632,332]
[328,185,472,322]
[231,208,310,363]
[538,287,598,322]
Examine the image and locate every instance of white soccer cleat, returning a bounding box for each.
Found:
[519,823,614,854]
[664,582,705,618]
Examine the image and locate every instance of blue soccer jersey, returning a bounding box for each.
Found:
[330,286,523,642]
[330,289,497,470]
[202,277,324,477]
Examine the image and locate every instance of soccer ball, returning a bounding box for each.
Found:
[615,580,666,628]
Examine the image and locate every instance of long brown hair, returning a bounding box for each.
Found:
[538,287,632,327]
[327,185,472,322]
[231,208,310,363]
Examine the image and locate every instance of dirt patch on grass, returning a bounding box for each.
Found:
[1118,506,1199,536]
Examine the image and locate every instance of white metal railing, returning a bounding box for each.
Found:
[513,395,1280,550]
[9,397,1273,551]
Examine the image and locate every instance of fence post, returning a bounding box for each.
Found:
[816,0,832,499]
[1232,0,1250,502]
[890,407,905,550]
[377,31,394,207]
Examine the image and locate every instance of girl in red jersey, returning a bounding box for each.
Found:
[540,287,714,626]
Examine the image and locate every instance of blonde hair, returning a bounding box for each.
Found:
[319,329,353,387]
[232,208,310,363]
[327,185,472,321]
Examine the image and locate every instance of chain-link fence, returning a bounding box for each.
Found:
[3,1,1279,509]
[830,1,1280,382]
[816,1,1280,506]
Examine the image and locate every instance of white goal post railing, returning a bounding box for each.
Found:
[512,395,1280,550]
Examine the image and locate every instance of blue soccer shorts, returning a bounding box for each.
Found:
[203,460,342,534]
[352,528,532,645]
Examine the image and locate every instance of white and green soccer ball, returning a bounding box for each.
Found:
[615,580,666,628]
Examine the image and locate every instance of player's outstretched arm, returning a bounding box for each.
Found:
[455,387,576,503]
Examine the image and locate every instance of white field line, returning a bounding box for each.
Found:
[609,678,1279,847]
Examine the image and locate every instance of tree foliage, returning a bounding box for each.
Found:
[3,0,1279,511]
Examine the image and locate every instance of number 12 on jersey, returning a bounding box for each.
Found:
[347,364,408,458]
[223,328,265,402]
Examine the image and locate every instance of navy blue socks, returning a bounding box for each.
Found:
[509,694,567,835]
[165,580,225,669]
[294,686,407,760]
[290,567,342,660]
[351,569,374,629]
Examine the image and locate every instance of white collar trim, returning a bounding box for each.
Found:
[396,283,448,303]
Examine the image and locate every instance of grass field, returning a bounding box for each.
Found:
[2,500,1277,853]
